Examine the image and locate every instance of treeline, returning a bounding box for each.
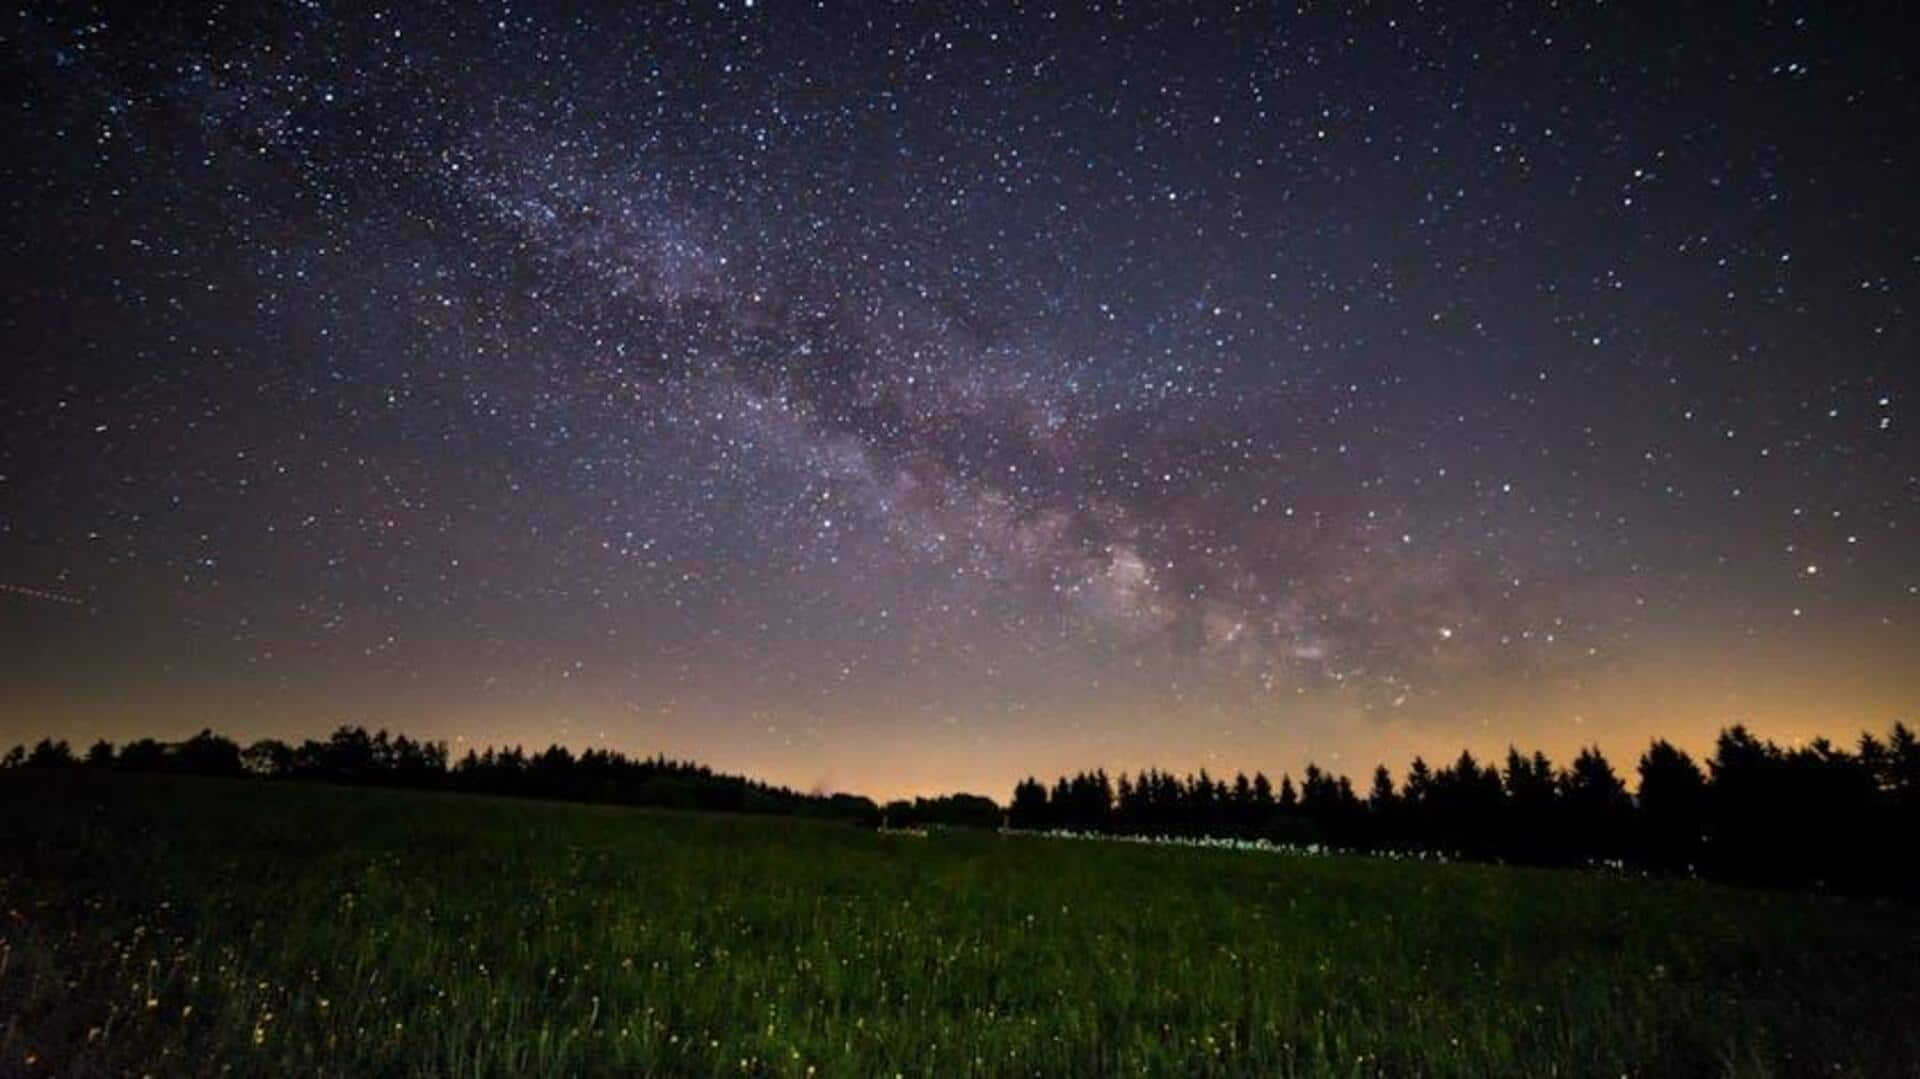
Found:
[1012,723,1920,896]
[9,721,1917,895]
[1,727,881,823]
[879,793,1002,831]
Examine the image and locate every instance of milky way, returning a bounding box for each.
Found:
[3,3,1915,796]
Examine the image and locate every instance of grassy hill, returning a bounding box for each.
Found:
[3,772,1916,1076]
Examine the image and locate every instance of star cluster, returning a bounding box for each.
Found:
[2,2,1914,796]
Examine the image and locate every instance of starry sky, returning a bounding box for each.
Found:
[2,2,1915,799]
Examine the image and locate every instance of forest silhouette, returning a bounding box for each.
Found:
[7,721,1915,897]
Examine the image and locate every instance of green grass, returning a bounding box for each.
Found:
[2,773,1915,1076]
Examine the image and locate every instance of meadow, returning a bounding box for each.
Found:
[2,772,1916,1077]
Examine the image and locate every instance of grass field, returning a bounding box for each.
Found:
[3,773,1916,1076]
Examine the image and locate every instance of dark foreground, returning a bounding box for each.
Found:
[2,774,1915,1076]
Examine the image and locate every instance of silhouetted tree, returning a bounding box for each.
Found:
[1888,723,1920,811]
[1501,748,1559,863]
[243,739,295,777]
[1229,772,1254,836]
[1428,750,1502,856]
[1561,746,1631,861]
[883,793,1001,830]
[176,729,244,777]
[117,738,167,770]
[1009,777,1049,830]
[1781,737,1878,890]
[1705,725,1785,884]
[1400,757,1432,847]
[26,738,75,768]
[1636,740,1706,871]
[321,726,378,778]
[1366,765,1396,812]
[1363,765,1398,847]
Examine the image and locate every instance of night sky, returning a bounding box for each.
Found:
[2,3,1914,798]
